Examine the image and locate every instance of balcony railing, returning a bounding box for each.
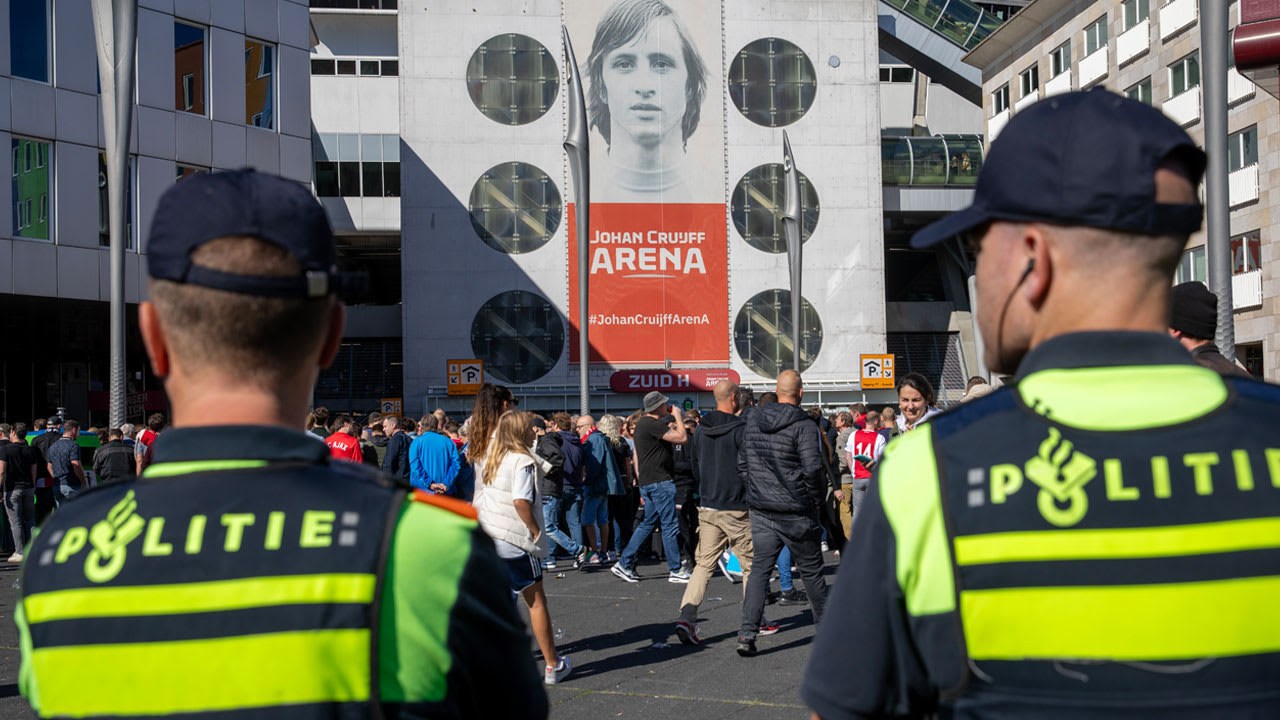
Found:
[1228,68,1256,105]
[882,134,985,186]
[881,0,1006,50]
[1117,19,1150,65]
[1162,88,1201,126]
[1014,91,1039,111]
[1159,0,1197,41]
[1229,164,1260,208]
[1233,269,1263,310]
[1044,71,1072,97]
[1080,47,1109,87]
[988,108,1011,142]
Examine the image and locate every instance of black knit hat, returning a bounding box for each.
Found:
[1170,282,1217,340]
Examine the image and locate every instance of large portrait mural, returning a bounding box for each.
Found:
[567,0,729,365]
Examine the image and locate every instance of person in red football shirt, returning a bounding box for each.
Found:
[841,416,887,532]
[325,416,364,463]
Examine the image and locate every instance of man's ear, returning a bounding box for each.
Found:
[318,301,346,369]
[138,301,170,378]
[1020,226,1053,308]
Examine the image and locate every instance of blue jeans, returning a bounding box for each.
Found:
[581,491,608,529]
[541,496,580,557]
[561,487,585,550]
[619,480,680,573]
[777,546,793,591]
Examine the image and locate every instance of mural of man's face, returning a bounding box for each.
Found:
[601,17,688,149]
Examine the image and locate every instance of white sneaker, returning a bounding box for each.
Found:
[668,569,692,584]
[544,655,573,685]
[6,554,21,563]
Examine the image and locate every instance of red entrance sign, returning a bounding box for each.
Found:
[609,369,741,394]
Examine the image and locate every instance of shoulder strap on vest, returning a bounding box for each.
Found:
[410,490,478,520]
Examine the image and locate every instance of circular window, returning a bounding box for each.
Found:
[469,162,562,254]
[466,34,559,126]
[734,289,822,378]
[471,291,564,384]
[731,163,820,253]
[728,38,817,128]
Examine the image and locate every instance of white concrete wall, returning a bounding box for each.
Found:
[399,0,883,410]
[0,0,313,303]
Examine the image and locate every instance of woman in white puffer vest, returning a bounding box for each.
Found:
[474,409,573,686]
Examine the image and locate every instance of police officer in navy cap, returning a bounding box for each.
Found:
[17,169,548,719]
[803,90,1280,718]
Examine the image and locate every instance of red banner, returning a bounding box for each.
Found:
[610,368,741,393]
[568,203,728,364]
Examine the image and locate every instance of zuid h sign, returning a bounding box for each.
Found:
[610,369,741,393]
[566,0,728,366]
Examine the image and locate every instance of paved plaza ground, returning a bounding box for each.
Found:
[0,553,834,719]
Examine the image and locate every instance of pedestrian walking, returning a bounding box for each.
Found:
[611,391,690,583]
[803,89,1280,718]
[473,410,573,686]
[736,370,828,657]
[15,169,546,719]
[91,428,136,484]
[0,423,36,561]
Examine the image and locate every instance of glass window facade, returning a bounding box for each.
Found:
[174,21,206,114]
[466,34,559,126]
[98,153,136,249]
[993,84,1009,113]
[1122,0,1149,30]
[1175,245,1206,284]
[309,0,398,8]
[12,138,51,240]
[1126,77,1152,104]
[470,291,564,384]
[734,289,822,378]
[1019,65,1039,97]
[10,0,50,83]
[246,39,275,129]
[1085,16,1108,56]
[731,163,819,254]
[1228,125,1258,172]
[313,57,398,76]
[313,133,400,198]
[1231,230,1261,274]
[729,38,817,128]
[468,162,561,255]
[1050,41,1071,78]
[1170,52,1200,97]
[880,66,915,83]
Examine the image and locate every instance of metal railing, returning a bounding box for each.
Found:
[882,134,984,186]
[881,0,1006,50]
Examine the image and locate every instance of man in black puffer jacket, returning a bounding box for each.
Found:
[736,370,829,657]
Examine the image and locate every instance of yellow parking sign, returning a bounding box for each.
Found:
[860,354,895,389]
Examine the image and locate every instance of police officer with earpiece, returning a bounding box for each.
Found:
[16,170,548,719]
[802,89,1280,718]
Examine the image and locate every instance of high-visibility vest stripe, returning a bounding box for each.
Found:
[961,574,1280,661]
[880,429,956,616]
[26,573,376,624]
[31,629,371,717]
[142,459,270,477]
[954,516,1280,566]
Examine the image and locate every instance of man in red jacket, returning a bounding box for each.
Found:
[325,415,363,463]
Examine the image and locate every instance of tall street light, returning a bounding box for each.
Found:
[91,0,138,429]
[782,131,803,374]
[563,26,590,414]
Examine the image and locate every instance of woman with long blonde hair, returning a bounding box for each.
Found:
[473,410,573,686]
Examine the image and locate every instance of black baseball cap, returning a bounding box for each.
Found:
[912,88,1206,248]
[147,169,367,298]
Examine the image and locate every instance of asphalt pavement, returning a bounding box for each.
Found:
[538,554,832,719]
[0,553,834,720]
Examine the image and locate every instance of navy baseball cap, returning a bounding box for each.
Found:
[912,88,1206,248]
[147,169,367,298]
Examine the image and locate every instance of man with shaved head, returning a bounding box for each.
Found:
[674,380,758,645]
[735,370,828,656]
